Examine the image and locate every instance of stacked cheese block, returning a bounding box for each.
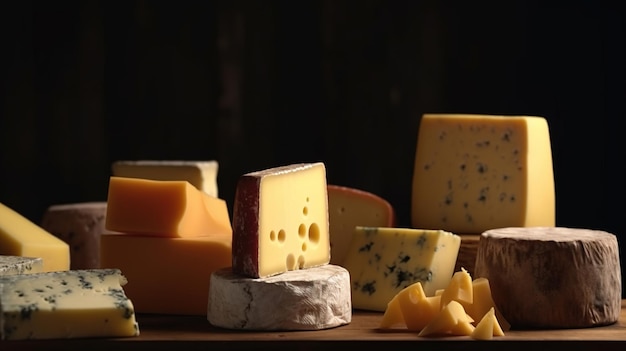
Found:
[0,202,138,340]
[101,160,232,315]
[411,114,556,276]
[207,162,352,330]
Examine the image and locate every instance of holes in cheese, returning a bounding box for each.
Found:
[343,226,460,312]
[232,162,331,278]
[0,202,70,273]
[111,160,219,197]
[105,176,232,238]
[327,184,397,266]
[411,114,555,234]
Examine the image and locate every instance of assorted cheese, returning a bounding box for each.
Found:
[474,226,622,329]
[40,201,109,270]
[0,202,70,272]
[0,268,139,340]
[327,184,396,265]
[105,176,232,238]
[112,160,220,197]
[342,226,461,312]
[100,233,232,315]
[0,256,43,276]
[207,265,351,330]
[411,114,555,234]
[231,162,331,278]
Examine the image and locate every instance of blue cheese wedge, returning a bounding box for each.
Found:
[342,226,461,312]
[0,256,43,276]
[0,269,139,340]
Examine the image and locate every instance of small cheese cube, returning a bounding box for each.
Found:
[105,177,232,238]
[343,226,460,312]
[418,300,473,337]
[327,184,396,265]
[40,201,108,269]
[0,256,43,276]
[0,268,139,340]
[232,162,331,278]
[395,282,440,331]
[112,160,219,197]
[471,307,505,340]
[0,202,70,272]
[439,267,473,310]
[100,233,231,315]
[412,114,555,234]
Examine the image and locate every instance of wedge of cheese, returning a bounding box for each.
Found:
[40,201,108,270]
[0,256,43,276]
[105,177,232,238]
[112,160,219,197]
[0,202,70,272]
[327,184,396,265]
[343,226,460,312]
[100,233,231,315]
[0,268,139,340]
[412,114,555,234]
[231,162,330,278]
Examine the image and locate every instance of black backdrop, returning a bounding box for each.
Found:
[1,1,624,294]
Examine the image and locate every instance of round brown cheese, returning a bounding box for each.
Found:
[474,227,621,329]
[208,264,351,330]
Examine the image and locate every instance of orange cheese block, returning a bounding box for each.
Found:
[105,176,232,238]
[100,233,231,315]
[327,185,396,265]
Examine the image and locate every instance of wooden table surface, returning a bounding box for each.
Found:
[4,300,626,350]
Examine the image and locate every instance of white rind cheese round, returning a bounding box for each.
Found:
[474,226,621,329]
[207,264,351,330]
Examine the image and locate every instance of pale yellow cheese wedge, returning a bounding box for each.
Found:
[439,267,473,310]
[0,202,70,272]
[418,300,473,337]
[471,307,505,340]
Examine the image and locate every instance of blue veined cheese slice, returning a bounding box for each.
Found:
[0,268,139,340]
[0,256,43,276]
[342,226,461,312]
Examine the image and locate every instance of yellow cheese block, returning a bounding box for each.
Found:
[105,176,232,238]
[100,233,231,315]
[343,226,460,312]
[327,184,396,265]
[232,162,331,278]
[111,160,219,197]
[0,202,70,272]
[411,114,555,234]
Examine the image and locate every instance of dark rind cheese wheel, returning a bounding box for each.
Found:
[474,226,621,329]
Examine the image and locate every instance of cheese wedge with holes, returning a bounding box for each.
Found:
[40,201,109,270]
[105,177,232,238]
[231,162,330,278]
[343,226,460,312]
[0,268,139,340]
[0,202,70,272]
[100,233,231,315]
[208,265,351,330]
[327,184,396,265]
[0,256,43,276]
[112,160,219,197]
[412,114,555,234]
[474,226,621,328]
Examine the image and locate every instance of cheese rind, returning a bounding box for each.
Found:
[474,226,622,328]
[232,162,331,278]
[327,184,396,265]
[40,201,108,270]
[411,114,555,234]
[100,233,231,315]
[342,226,461,312]
[207,265,351,330]
[112,160,219,197]
[0,202,70,272]
[0,256,43,276]
[0,268,139,340]
[105,177,232,238]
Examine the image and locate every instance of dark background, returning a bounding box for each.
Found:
[1,1,624,293]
